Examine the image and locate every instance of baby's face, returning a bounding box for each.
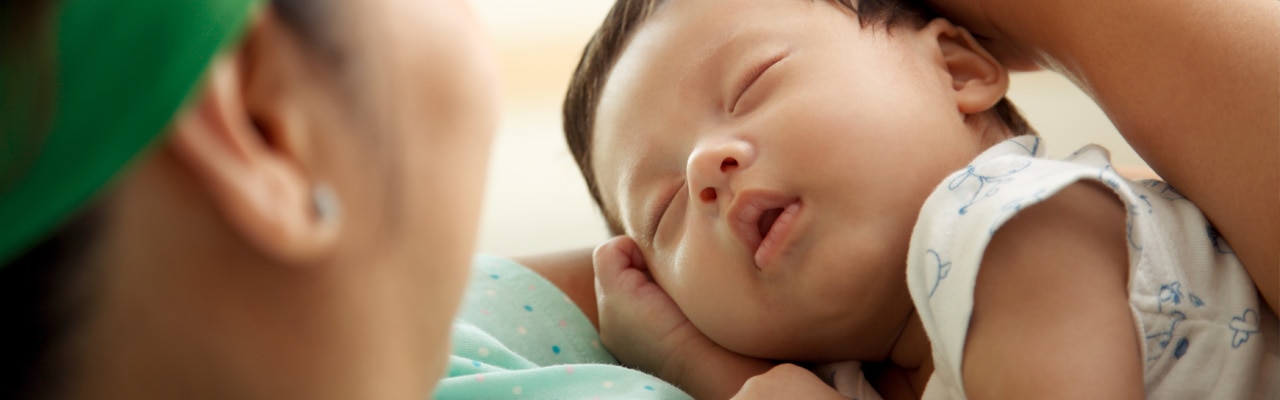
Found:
[593,0,992,361]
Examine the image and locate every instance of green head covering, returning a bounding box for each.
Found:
[0,0,262,264]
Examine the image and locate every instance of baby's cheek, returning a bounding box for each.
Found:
[706,311,806,360]
[679,290,789,359]
[665,247,792,356]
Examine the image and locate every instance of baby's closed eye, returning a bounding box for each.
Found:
[729,52,788,115]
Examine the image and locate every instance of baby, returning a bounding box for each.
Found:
[563,0,1279,398]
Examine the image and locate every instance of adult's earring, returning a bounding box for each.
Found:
[311,183,342,223]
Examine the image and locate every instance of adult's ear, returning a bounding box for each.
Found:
[167,11,340,265]
[922,18,1010,115]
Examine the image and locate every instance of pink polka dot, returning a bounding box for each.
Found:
[480,309,490,316]
[475,374,485,383]
[527,284,537,291]
[558,319,568,328]
[565,366,575,374]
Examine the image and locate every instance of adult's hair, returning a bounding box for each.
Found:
[0,1,339,398]
[563,0,1031,235]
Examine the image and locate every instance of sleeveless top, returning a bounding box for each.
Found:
[906,136,1278,399]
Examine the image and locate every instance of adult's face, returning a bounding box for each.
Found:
[81,0,500,397]
[334,0,501,392]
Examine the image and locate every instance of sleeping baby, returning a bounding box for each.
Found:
[562,0,1279,398]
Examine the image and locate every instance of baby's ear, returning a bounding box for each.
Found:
[923,18,1009,115]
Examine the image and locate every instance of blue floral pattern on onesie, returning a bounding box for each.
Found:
[905,136,1278,400]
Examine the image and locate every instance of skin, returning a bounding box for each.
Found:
[515,249,601,329]
[584,0,1163,398]
[551,0,1274,397]
[714,182,1144,400]
[923,0,1280,315]
[593,236,775,400]
[63,1,499,399]
[732,363,849,400]
[963,183,1142,399]
[583,0,1037,398]
[592,0,1009,364]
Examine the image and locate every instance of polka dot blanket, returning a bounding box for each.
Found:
[435,254,691,399]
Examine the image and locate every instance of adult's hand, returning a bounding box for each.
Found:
[731,364,846,400]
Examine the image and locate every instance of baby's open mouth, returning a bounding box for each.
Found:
[727,190,801,268]
[758,207,784,238]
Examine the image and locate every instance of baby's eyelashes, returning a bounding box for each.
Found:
[728,51,788,115]
[648,181,686,243]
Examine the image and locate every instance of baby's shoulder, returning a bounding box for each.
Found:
[961,181,1143,398]
[975,180,1131,295]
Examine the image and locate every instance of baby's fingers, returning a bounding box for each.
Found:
[592,236,650,297]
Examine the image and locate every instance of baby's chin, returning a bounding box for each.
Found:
[706,322,859,363]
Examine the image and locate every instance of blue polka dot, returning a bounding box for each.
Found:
[644,385,655,391]
[490,274,500,279]
[472,359,482,368]
[523,305,534,312]
[552,345,561,354]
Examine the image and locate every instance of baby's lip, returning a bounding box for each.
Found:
[727,189,797,267]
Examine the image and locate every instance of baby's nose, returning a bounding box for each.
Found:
[687,139,754,206]
[697,158,738,202]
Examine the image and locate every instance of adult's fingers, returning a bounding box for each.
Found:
[733,364,845,400]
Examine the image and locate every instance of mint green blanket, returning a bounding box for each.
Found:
[435,255,691,399]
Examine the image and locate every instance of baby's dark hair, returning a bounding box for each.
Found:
[563,0,1031,235]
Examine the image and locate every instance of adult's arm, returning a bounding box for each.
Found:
[928,0,1279,313]
[516,248,600,329]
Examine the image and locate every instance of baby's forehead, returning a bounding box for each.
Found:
[592,4,748,133]
[591,0,861,245]
[592,3,770,232]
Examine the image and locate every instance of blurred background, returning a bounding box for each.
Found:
[470,0,1143,257]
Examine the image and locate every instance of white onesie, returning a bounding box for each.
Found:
[906,136,1278,399]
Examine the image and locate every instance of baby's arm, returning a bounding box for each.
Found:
[592,236,774,400]
[962,183,1142,398]
[927,0,1279,314]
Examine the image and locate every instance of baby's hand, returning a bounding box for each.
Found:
[592,236,694,377]
[593,236,772,399]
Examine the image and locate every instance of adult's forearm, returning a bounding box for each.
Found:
[994,0,1279,311]
[515,247,600,329]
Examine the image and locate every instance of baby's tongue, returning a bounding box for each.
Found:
[758,208,784,238]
